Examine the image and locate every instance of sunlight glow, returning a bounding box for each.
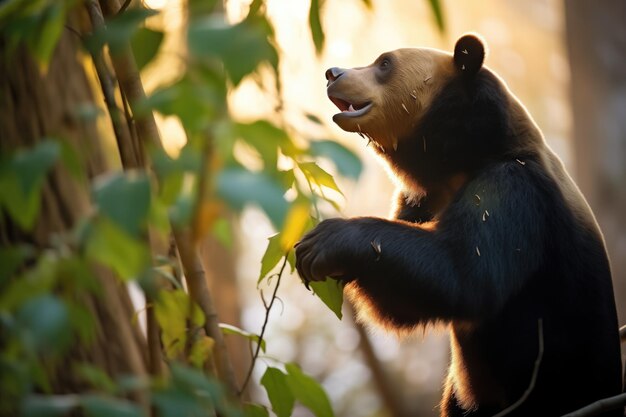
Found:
[328,39,354,59]
[144,0,168,10]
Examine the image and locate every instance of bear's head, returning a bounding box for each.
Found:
[325,34,539,187]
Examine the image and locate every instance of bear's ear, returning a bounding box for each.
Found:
[454,34,485,76]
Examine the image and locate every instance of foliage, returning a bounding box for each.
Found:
[0,0,446,416]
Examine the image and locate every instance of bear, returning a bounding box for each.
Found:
[295,34,623,416]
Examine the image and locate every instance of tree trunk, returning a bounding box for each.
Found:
[0,20,148,403]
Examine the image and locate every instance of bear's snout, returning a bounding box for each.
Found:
[325,67,345,84]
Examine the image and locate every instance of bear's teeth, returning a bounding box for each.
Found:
[348,104,355,112]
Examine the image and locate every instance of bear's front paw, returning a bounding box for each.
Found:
[294,218,362,285]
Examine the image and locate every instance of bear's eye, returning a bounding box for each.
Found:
[380,59,390,69]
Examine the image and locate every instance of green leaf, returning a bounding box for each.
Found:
[258,234,283,284]
[0,174,40,231]
[211,218,233,249]
[168,193,195,229]
[217,167,289,229]
[141,75,225,131]
[0,140,60,230]
[85,217,151,281]
[275,169,296,191]
[17,295,71,354]
[309,279,344,320]
[305,113,323,125]
[86,8,159,56]
[298,162,343,196]
[148,196,171,235]
[0,244,34,285]
[151,389,207,417]
[285,363,334,417]
[427,0,445,33]
[74,364,116,393]
[92,171,151,237]
[131,27,164,71]
[169,363,223,399]
[235,121,298,168]
[59,139,86,181]
[21,394,79,417]
[243,404,269,417]
[309,0,325,55]
[187,0,220,16]
[154,289,205,359]
[29,3,66,72]
[0,252,56,311]
[309,140,362,180]
[56,255,99,293]
[286,249,296,273]
[219,323,265,353]
[66,301,96,344]
[188,335,214,368]
[260,367,295,417]
[81,395,144,417]
[280,201,313,252]
[188,15,278,85]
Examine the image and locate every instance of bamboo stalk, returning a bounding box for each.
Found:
[98,0,161,151]
[84,0,139,169]
[94,0,238,397]
[174,229,238,396]
[87,0,163,377]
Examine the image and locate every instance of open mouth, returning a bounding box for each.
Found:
[329,95,372,118]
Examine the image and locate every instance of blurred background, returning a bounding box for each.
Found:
[123,0,625,415]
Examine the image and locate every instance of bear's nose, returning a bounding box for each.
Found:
[325,67,344,83]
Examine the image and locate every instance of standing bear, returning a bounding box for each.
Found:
[295,34,622,416]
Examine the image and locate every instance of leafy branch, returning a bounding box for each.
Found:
[239,254,290,396]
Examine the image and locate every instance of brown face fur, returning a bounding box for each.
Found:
[326,48,456,152]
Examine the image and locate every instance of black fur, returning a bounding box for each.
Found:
[392,70,514,187]
[296,42,622,416]
[454,34,485,76]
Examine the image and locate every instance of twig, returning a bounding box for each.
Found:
[99,0,162,150]
[560,392,626,417]
[303,175,321,220]
[119,87,143,167]
[239,255,289,396]
[492,318,544,417]
[117,0,132,15]
[85,0,139,169]
[174,229,237,396]
[64,25,82,39]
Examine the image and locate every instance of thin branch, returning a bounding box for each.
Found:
[239,254,289,396]
[99,0,162,150]
[174,229,238,396]
[119,86,143,167]
[560,392,626,417]
[492,318,544,417]
[64,24,83,39]
[117,0,132,15]
[85,0,139,169]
